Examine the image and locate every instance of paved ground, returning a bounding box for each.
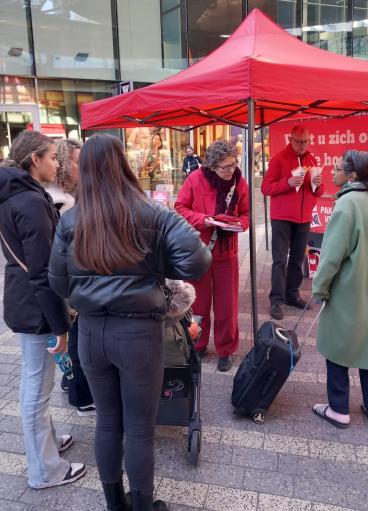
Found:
[0,215,367,510]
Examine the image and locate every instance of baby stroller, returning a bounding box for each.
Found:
[156,281,202,466]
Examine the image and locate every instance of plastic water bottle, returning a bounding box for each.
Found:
[47,335,73,380]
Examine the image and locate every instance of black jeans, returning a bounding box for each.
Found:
[78,315,163,501]
[67,318,93,408]
[270,220,310,305]
[327,359,368,414]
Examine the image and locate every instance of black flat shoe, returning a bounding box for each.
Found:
[270,304,283,320]
[217,355,233,372]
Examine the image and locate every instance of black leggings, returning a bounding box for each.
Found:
[78,315,164,500]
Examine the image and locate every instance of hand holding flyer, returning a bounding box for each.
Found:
[310,166,323,192]
[291,166,306,192]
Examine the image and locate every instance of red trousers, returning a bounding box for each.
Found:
[191,256,239,357]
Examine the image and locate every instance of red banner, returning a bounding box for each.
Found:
[269,116,368,232]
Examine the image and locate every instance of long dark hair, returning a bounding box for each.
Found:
[0,131,53,171]
[342,150,368,189]
[74,134,149,275]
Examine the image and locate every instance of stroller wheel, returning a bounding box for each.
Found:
[188,430,201,466]
[253,411,265,425]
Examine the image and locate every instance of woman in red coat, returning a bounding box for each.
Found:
[175,140,249,371]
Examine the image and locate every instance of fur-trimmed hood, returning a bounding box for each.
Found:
[165,279,196,326]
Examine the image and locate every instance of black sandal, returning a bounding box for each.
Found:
[313,404,349,429]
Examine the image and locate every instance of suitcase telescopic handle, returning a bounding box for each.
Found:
[294,300,326,356]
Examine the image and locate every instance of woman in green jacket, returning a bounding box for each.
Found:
[312,150,368,429]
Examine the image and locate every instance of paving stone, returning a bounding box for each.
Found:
[232,446,278,470]
[242,467,294,497]
[61,440,96,466]
[0,415,23,434]
[264,434,309,456]
[293,475,367,511]
[0,374,18,386]
[0,354,20,364]
[68,424,96,445]
[0,450,26,475]
[0,500,29,511]
[204,485,257,511]
[258,494,312,511]
[309,439,357,464]
[0,385,14,399]
[0,473,28,501]
[194,461,244,489]
[156,478,208,508]
[200,442,234,465]
[0,432,24,454]
[0,363,17,375]
[221,428,264,449]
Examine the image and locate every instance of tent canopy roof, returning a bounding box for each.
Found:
[81,9,368,131]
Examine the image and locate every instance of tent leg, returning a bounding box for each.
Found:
[261,126,269,251]
[246,98,258,342]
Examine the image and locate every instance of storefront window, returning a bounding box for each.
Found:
[31,0,116,80]
[302,1,351,55]
[37,79,117,138]
[187,0,242,63]
[0,76,36,104]
[353,0,368,59]
[125,127,190,197]
[0,1,33,76]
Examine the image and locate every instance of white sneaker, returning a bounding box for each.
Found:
[31,463,86,489]
[58,434,73,453]
[77,404,96,417]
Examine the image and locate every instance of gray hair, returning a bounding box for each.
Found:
[204,139,237,168]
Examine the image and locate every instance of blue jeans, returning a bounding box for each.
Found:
[19,333,70,488]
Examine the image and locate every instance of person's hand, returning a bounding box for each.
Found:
[48,333,68,356]
[312,174,323,188]
[204,217,214,226]
[68,307,78,324]
[288,176,305,188]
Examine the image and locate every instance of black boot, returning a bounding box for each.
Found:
[131,492,170,510]
[102,480,131,511]
[152,501,169,510]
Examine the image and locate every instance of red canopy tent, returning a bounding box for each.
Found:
[81,8,368,339]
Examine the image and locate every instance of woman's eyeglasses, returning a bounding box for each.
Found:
[216,161,237,172]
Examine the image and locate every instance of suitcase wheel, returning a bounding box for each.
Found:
[188,429,201,466]
[252,411,265,425]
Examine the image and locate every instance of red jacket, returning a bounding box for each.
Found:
[261,144,324,223]
[175,169,249,261]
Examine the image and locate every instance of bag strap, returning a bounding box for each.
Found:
[208,184,236,252]
[0,230,28,273]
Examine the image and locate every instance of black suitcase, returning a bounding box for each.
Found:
[231,300,324,424]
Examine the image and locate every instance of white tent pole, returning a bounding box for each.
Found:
[246,98,258,342]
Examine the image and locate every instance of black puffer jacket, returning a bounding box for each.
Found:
[48,200,211,320]
[0,166,70,335]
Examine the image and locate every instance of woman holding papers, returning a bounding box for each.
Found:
[175,140,249,371]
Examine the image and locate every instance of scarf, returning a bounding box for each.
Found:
[201,166,241,215]
[336,181,368,199]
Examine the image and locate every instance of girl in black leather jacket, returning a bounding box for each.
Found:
[48,133,211,511]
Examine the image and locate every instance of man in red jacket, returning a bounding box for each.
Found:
[261,125,324,320]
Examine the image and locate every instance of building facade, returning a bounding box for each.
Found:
[1,1,368,192]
